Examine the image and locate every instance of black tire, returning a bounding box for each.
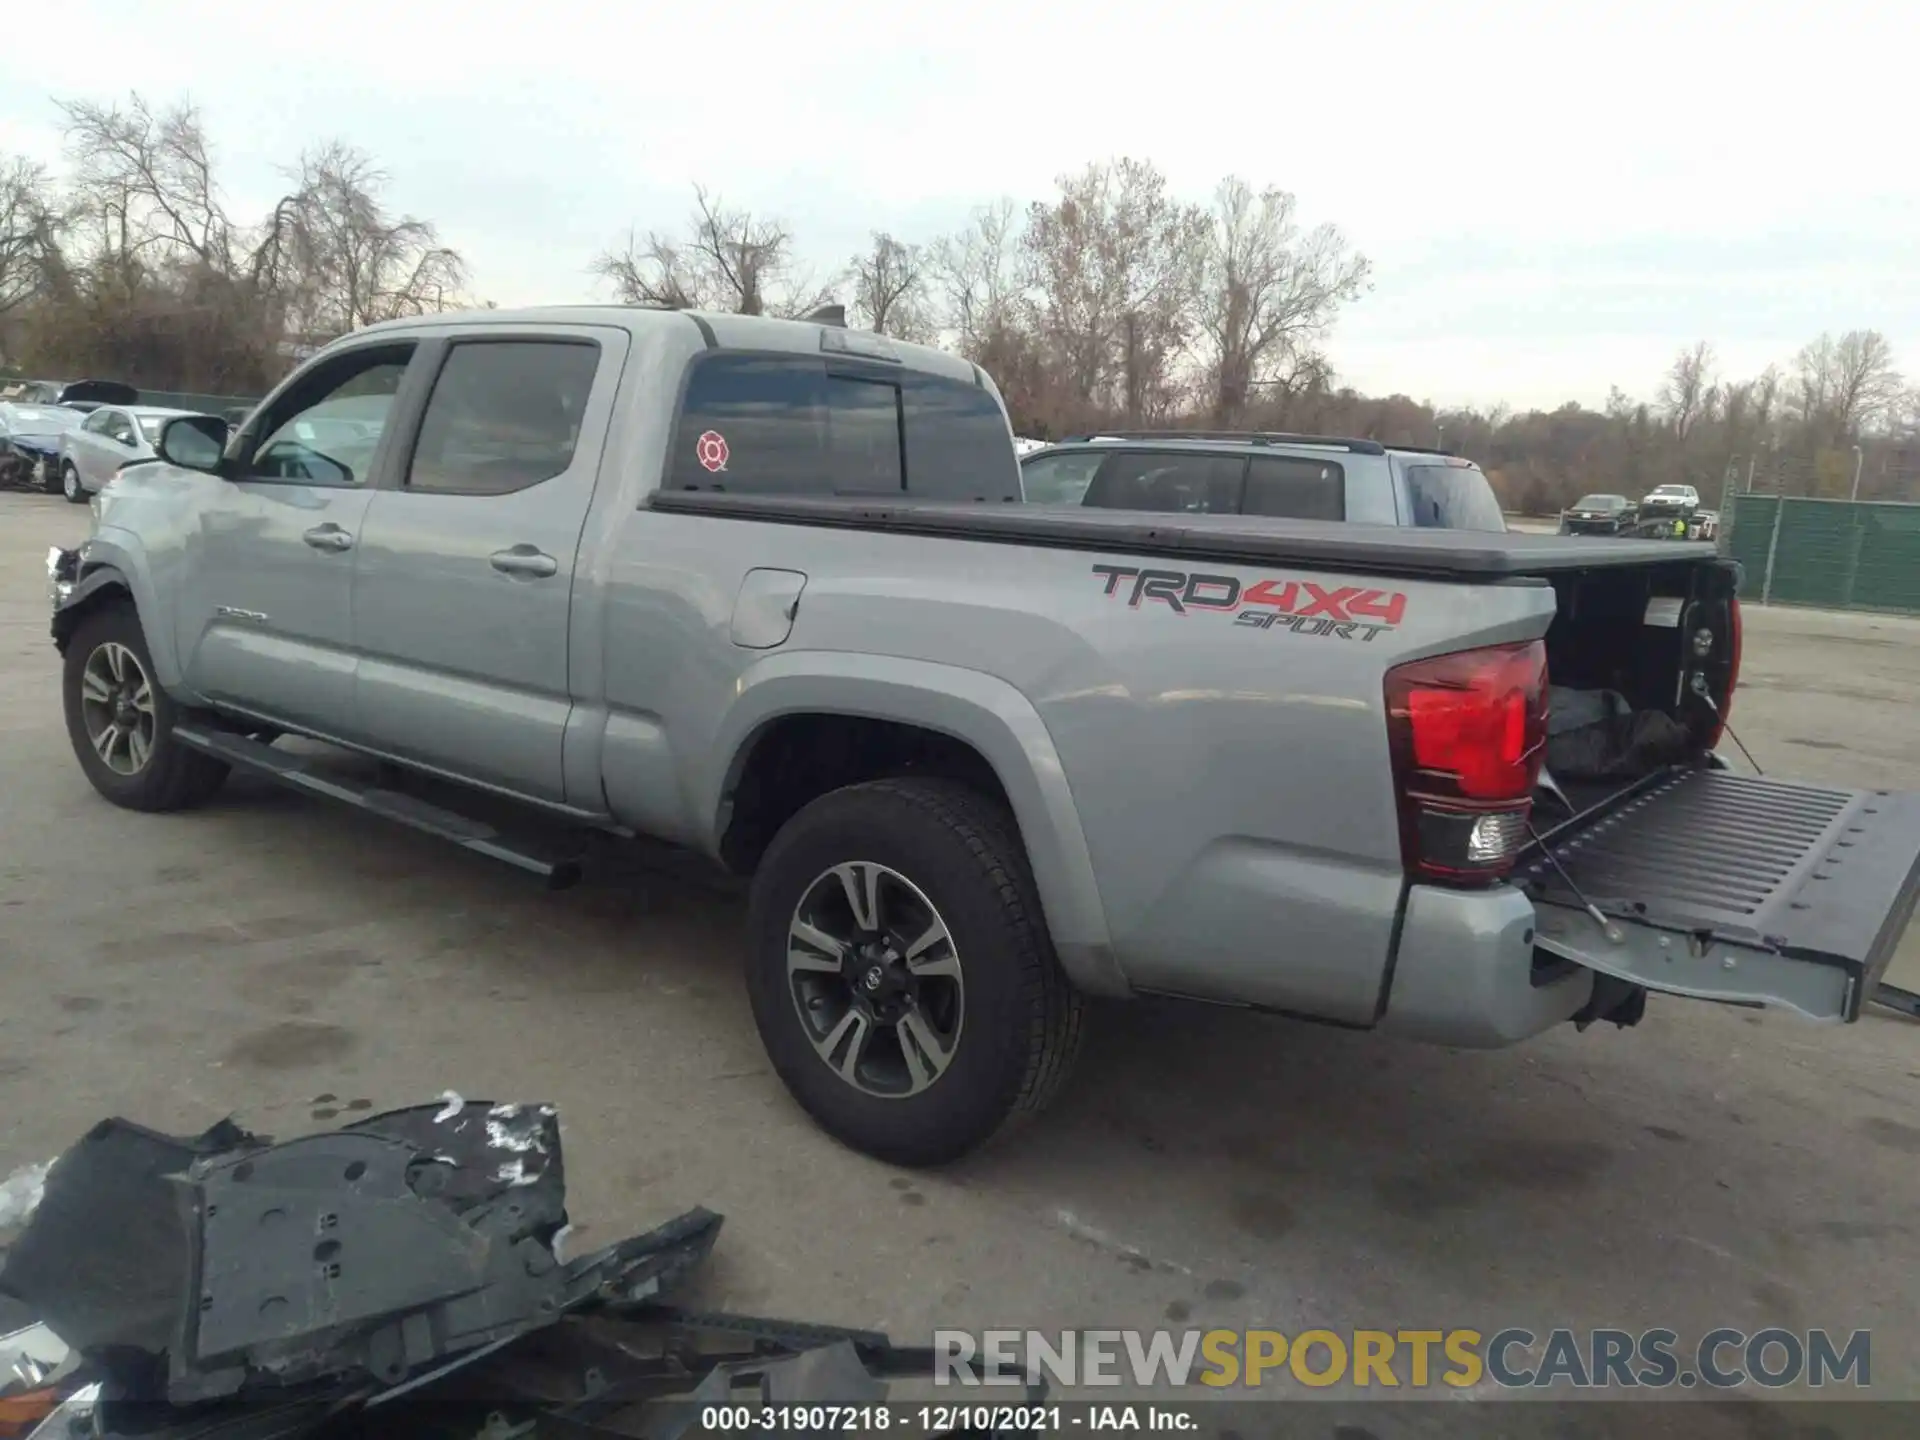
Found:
[62,601,230,812]
[746,778,1084,1167]
[60,462,87,504]
[42,461,64,495]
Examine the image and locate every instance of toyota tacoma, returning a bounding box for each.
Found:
[46,306,1920,1165]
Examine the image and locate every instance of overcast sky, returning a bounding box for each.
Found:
[4,0,1913,411]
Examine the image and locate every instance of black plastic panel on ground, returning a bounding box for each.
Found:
[645,491,1721,581]
[1520,768,1920,982]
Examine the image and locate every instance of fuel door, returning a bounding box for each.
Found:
[730,568,807,649]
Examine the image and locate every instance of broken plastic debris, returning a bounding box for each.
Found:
[494,1158,541,1187]
[485,1117,546,1154]
[432,1090,463,1123]
[0,1104,1040,1435]
[0,1159,51,1231]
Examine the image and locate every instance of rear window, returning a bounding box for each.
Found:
[668,353,1018,502]
[1405,462,1506,532]
[1574,494,1623,510]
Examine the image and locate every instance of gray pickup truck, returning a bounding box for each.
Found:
[48,306,1920,1165]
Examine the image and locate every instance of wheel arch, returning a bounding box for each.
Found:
[707,653,1129,998]
[51,535,182,687]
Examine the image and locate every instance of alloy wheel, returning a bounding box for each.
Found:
[79,641,157,776]
[786,861,966,1098]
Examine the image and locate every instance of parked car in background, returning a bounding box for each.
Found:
[1017,431,1509,531]
[58,405,221,503]
[1559,493,1638,535]
[1639,483,1700,520]
[1,380,141,492]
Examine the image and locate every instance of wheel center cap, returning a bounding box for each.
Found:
[863,965,885,992]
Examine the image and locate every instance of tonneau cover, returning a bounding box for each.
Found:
[647,491,1720,582]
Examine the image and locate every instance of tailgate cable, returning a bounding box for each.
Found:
[1525,819,1623,944]
[1692,680,1764,775]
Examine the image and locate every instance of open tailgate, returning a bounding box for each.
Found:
[1520,767,1920,1022]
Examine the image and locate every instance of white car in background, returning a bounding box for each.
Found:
[57,405,218,503]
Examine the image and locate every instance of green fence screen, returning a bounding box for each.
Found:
[1723,493,1920,615]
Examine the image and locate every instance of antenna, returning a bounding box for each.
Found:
[803,303,848,328]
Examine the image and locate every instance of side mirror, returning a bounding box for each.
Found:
[158,415,230,474]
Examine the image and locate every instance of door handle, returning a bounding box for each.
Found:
[303,524,354,553]
[489,546,558,579]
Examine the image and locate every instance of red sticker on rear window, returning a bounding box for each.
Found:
[696,430,729,473]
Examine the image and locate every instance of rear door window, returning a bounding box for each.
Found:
[1405,462,1507,532]
[1020,450,1106,505]
[1082,452,1246,513]
[1243,455,1345,520]
[670,353,1019,501]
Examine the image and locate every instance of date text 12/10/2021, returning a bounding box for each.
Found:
[698,1405,1197,1432]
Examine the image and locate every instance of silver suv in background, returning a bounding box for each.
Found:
[1016,430,1510,531]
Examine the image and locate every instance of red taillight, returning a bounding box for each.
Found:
[1386,640,1548,884]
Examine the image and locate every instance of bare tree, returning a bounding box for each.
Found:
[1659,340,1716,439]
[281,142,466,335]
[1829,330,1904,435]
[1198,177,1370,425]
[927,198,1024,358]
[0,156,67,325]
[1793,330,1903,439]
[57,94,238,276]
[846,232,932,340]
[595,185,822,317]
[592,227,704,309]
[1022,158,1208,423]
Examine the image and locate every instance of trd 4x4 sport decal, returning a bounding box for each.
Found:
[1091,563,1407,643]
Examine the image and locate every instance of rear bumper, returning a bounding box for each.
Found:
[1378,883,1594,1048]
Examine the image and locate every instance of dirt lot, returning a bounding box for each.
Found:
[3,494,1918,1423]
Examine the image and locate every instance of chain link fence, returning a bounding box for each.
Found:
[1721,489,1920,616]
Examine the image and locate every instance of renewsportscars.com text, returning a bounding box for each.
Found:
[933,1327,1871,1391]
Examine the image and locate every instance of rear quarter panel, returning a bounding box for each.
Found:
[587,501,1556,1022]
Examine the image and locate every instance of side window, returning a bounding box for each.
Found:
[900,372,1021,502]
[249,345,414,486]
[406,340,600,496]
[1082,452,1246,514]
[1019,451,1105,506]
[81,409,113,435]
[670,355,828,495]
[102,411,137,446]
[1243,456,1345,521]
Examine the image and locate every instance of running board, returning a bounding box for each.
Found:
[173,725,584,889]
